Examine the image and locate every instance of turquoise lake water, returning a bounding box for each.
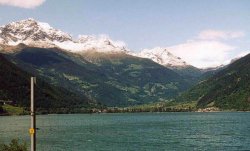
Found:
[0,112,250,151]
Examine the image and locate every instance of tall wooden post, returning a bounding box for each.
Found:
[30,77,36,151]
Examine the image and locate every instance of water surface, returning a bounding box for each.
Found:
[0,112,250,151]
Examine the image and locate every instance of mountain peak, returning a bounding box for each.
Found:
[76,35,128,53]
[8,18,52,32]
[135,47,188,68]
[10,18,37,25]
[0,19,190,68]
[0,18,72,48]
[0,19,130,54]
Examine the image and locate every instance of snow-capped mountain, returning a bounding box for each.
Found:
[0,18,72,48]
[0,18,190,68]
[0,18,129,53]
[77,35,129,53]
[134,47,188,68]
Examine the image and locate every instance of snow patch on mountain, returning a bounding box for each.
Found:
[134,47,188,67]
[76,35,129,53]
[0,18,190,68]
[0,18,129,53]
[0,18,72,48]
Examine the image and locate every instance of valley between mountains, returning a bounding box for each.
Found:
[0,19,249,114]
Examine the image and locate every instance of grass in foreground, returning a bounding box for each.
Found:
[0,139,27,151]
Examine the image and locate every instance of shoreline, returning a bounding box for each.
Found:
[1,109,250,116]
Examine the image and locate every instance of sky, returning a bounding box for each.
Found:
[0,0,249,68]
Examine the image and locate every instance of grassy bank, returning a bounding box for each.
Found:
[1,104,28,115]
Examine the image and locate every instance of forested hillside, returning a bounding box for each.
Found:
[176,54,250,110]
[0,53,96,114]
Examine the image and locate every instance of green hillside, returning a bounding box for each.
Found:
[0,53,95,114]
[6,47,193,107]
[171,66,203,85]
[176,53,250,110]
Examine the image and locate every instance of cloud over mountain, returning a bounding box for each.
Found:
[167,40,234,68]
[0,19,248,69]
[167,30,246,68]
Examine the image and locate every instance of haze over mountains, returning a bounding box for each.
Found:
[0,18,249,111]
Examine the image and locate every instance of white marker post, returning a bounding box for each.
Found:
[30,77,36,151]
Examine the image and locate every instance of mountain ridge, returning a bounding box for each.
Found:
[133,47,188,68]
[0,18,194,69]
[176,53,250,110]
[3,46,192,106]
[0,52,98,113]
[0,18,130,54]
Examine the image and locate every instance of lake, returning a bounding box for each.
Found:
[0,112,250,151]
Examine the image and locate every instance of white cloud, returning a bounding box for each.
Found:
[198,30,245,40]
[162,29,247,68]
[223,51,250,65]
[0,0,46,9]
[235,51,250,58]
[167,40,235,68]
